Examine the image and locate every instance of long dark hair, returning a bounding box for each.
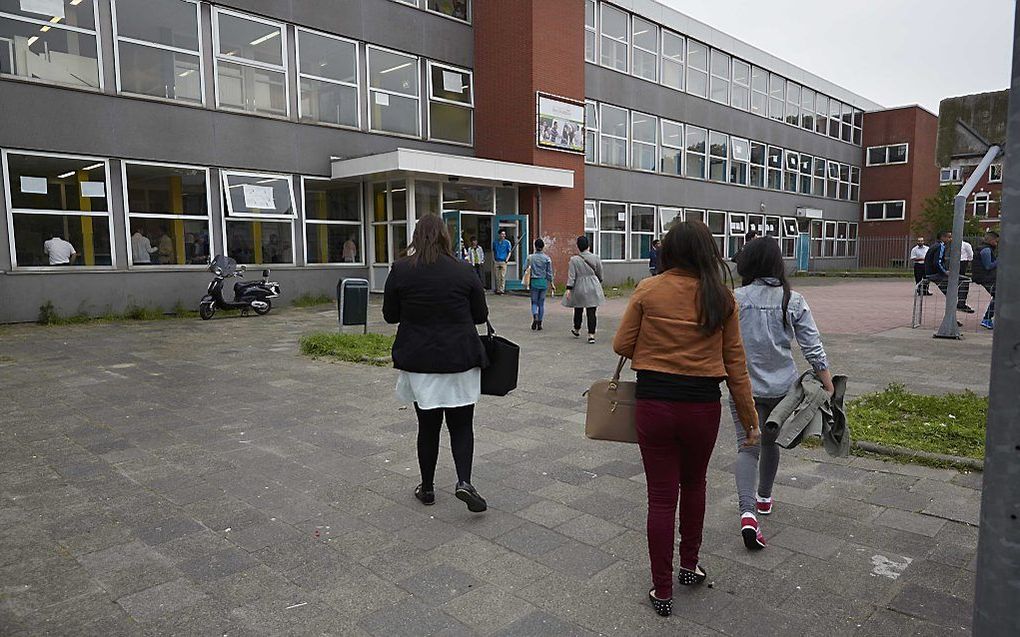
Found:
[736,237,792,327]
[660,221,734,335]
[407,214,453,266]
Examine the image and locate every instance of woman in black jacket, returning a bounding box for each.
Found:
[383,214,489,513]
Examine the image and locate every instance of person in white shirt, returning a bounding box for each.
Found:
[909,237,931,296]
[465,236,485,285]
[131,227,158,264]
[960,240,974,276]
[342,237,358,263]
[43,233,76,265]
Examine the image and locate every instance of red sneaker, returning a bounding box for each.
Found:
[741,513,766,551]
[755,495,773,516]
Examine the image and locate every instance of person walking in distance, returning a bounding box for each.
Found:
[492,229,512,294]
[910,237,932,295]
[383,214,489,513]
[924,230,974,313]
[648,239,661,276]
[613,221,759,617]
[563,236,605,344]
[465,236,485,286]
[960,238,974,277]
[731,238,833,551]
[43,232,77,265]
[526,238,554,331]
[971,231,999,330]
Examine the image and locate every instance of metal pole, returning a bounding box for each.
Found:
[935,145,1001,338]
[973,4,1020,633]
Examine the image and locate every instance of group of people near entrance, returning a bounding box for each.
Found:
[910,230,999,329]
[383,215,837,618]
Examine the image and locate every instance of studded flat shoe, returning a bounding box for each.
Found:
[678,565,707,586]
[648,589,672,617]
[455,482,487,513]
[414,484,435,505]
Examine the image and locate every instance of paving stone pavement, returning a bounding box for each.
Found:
[0,279,988,636]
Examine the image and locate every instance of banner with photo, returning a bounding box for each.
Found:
[536,94,585,154]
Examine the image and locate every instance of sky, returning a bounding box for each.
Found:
[662,0,1015,113]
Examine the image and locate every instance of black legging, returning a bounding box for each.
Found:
[573,307,598,334]
[415,404,474,488]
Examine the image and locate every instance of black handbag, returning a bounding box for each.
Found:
[480,321,519,396]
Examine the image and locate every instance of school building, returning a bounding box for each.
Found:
[0,0,884,322]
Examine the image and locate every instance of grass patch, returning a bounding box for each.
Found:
[292,293,334,307]
[848,383,987,459]
[299,332,394,366]
[37,300,198,325]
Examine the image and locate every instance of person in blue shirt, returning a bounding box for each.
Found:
[971,231,999,329]
[492,230,513,294]
[648,239,661,276]
[526,239,554,331]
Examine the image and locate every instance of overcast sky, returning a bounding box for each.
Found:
[662,0,1015,113]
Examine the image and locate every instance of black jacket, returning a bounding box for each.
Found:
[383,254,489,373]
[971,243,997,285]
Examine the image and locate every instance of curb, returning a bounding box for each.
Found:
[853,440,984,471]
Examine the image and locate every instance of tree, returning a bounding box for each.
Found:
[913,185,983,238]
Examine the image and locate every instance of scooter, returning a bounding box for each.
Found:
[199,255,280,320]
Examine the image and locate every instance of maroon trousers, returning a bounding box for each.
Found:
[635,399,721,599]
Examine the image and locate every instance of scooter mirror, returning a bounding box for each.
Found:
[262,269,270,278]
[239,265,247,273]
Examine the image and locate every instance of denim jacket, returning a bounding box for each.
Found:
[734,279,829,398]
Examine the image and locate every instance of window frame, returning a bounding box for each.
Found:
[426,60,474,146]
[749,140,766,188]
[729,136,749,185]
[121,159,212,269]
[424,0,471,24]
[630,111,658,173]
[599,2,629,74]
[660,118,683,176]
[630,15,658,82]
[220,169,296,266]
[659,206,682,235]
[295,26,361,131]
[865,143,909,166]
[750,66,768,117]
[111,0,203,105]
[301,176,365,266]
[940,167,962,184]
[709,48,730,105]
[686,39,709,99]
[706,210,726,255]
[708,130,729,183]
[972,191,991,218]
[660,28,684,91]
[730,58,750,111]
[584,100,599,164]
[584,0,597,63]
[989,163,1003,183]
[863,199,907,222]
[584,199,599,254]
[598,200,628,262]
[366,44,422,139]
[727,212,748,258]
[599,103,629,169]
[780,217,798,257]
[211,6,290,118]
[629,203,656,261]
[0,1,105,92]
[684,124,708,180]
[3,148,117,270]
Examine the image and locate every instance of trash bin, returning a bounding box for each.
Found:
[337,278,369,334]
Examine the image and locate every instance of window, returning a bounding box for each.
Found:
[989,164,1003,183]
[371,180,409,264]
[659,207,681,234]
[708,131,728,182]
[767,145,783,190]
[812,157,826,197]
[600,104,628,168]
[630,204,655,259]
[749,141,766,188]
[123,161,210,267]
[826,160,839,198]
[706,210,726,254]
[684,208,705,223]
[296,28,359,128]
[750,66,768,117]
[443,182,495,212]
[838,163,851,200]
[584,200,598,252]
[303,178,363,264]
[866,143,909,166]
[631,16,657,81]
[600,3,628,73]
[113,0,201,103]
[799,154,813,194]
[814,95,830,135]
[661,29,684,90]
[731,59,750,110]
[584,0,596,63]
[764,215,780,238]
[213,8,287,116]
[660,119,683,175]
[781,217,799,257]
[810,219,822,257]
[850,165,860,201]
[3,151,113,267]
[768,73,785,122]
[841,103,853,143]
[835,221,849,257]
[800,88,815,132]
[367,46,420,137]
[730,137,749,185]
[686,40,709,98]
[863,200,906,221]
[972,192,990,217]
[585,101,598,164]
[940,167,962,183]
[221,170,296,265]
[822,221,836,256]
[748,214,765,238]
[427,61,473,144]
[728,213,747,257]
[1,0,100,90]
[414,180,439,218]
[685,125,707,179]
[784,150,799,193]
[631,112,657,172]
[827,99,841,139]
[853,110,863,146]
[599,202,626,260]
[785,82,801,127]
[426,0,470,22]
[709,49,730,105]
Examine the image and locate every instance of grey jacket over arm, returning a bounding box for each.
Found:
[765,370,849,457]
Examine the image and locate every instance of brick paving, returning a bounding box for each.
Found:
[0,278,988,635]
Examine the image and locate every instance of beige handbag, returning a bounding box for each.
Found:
[583,356,638,444]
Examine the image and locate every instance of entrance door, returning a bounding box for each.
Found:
[797,233,810,272]
[443,211,462,258]
[493,215,529,291]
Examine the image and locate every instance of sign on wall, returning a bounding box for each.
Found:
[536,93,585,154]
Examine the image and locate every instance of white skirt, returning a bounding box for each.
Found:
[395,368,481,410]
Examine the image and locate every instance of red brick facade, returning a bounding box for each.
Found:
[473,0,586,277]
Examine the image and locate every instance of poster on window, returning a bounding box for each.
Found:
[536,93,585,154]
[20,0,64,19]
[242,184,276,210]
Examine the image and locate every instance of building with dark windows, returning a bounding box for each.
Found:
[0,0,883,322]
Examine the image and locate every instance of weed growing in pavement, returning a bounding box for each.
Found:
[299,332,395,366]
[292,293,334,307]
[36,301,198,325]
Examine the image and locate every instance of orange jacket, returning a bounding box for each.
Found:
[612,269,758,430]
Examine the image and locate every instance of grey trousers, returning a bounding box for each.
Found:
[729,396,783,515]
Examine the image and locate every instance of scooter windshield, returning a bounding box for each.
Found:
[209,255,237,276]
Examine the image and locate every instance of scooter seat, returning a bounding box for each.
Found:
[234,280,264,293]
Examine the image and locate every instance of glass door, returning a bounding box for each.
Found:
[443,210,463,259]
[493,214,529,291]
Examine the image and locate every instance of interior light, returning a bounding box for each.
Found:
[634,29,648,35]
[70,0,84,5]
[27,36,39,46]
[249,31,280,47]
[57,171,75,179]
[82,162,104,171]
[40,26,50,32]
[380,62,412,75]
[178,69,195,77]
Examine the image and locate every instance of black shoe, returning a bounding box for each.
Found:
[648,589,672,617]
[414,484,435,505]
[537,321,543,331]
[957,305,976,314]
[587,335,596,344]
[531,319,538,331]
[570,328,580,338]
[455,482,487,513]
[678,565,706,586]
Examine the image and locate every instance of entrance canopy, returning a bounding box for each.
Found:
[330,148,574,188]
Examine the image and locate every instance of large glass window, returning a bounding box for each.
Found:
[781,217,798,257]
[631,16,656,81]
[708,131,728,182]
[428,61,473,145]
[784,150,799,193]
[749,141,766,188]
[826,160,839,198]
[731,59,750,111]
[584,0,596,63]
[600,104,628,168]
[0,0,100,90]
[124,162,210,267]
[686,40,708,98]
[707,210,726,255]
[709,49,730,105]
[841,102,854,143]
[850,165,861,202]
[660,119,683,176]
[785,82,801,127]
[799,154,813,194]
[659,207,681,234]
[443,182,494,212]
[660,29,684,90]
[767,145,783,190]
[297,28,359,128]
[426,0,470,22]
[750,66,768,117]
[631,112,657,172]
[685,125,707,179]
[866,143,909,166]
[213,8,287,116]
[812,157,826,197]
[584,200,598,254]
[599,202,626,260]
[367,46,420,137]
[853,109,863,146]
[584,101,598,164]
[864,200,905,221]
[222,170,295,264]
[630,204,655,260]
[599,3,628,73]
[827,99,841,139]
[730,137,749,185]
[800,88,815,132]
[823,221,837,256]
[728,213,747,257]
[303,178,362,265]
[814,95,830,135]
[370,181,409,264]
[113,0,201,103]
[768,73,785,122]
